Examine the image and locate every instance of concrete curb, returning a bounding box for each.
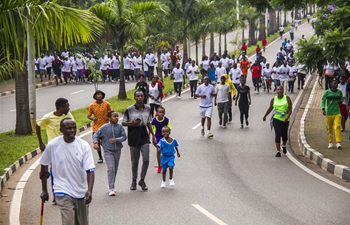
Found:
[0,83,189,193]
[1,81,55,97]
[298,77,350,181]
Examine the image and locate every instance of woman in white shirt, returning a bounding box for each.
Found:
[187,60,199,98]
[263,63,273,93]
[200,55,210,82]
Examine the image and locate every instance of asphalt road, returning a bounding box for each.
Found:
[11,23,350,225]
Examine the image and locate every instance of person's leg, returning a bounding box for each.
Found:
[244,103,250,125]
[218,102,223,125]
[177,82,182,96]
[173,82,178,94]
[334,114,342,143]
[223,102,229,126]
[56,196,75,224]
[273,119,282,155]
[228,105,232,122]
[169,167,173,180]
[150,103,155,117]
[75,199,89,225]
[189,80,194,97]
[129,146,140,181]
[156,147,161,173]
[194,79,198,94]
[326,115,334,144]
[281,121,289,153]
[140,143,150,180]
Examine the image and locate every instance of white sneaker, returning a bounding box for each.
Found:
[108,190,116,196]
[161,181,166,188]
[328,143,334,149]
[169,179,175,187]
[207,133,214,138]
[336,143,341,149]
[201,128,205,136]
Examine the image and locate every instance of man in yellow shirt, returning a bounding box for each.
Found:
[36,97,74,205]
[87,90,112,163]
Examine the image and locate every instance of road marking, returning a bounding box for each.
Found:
[71,90,84,95]
[10,109,16,112]
[192,123,201,129]
[192,204,228,225]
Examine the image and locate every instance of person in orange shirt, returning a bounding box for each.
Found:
[87,90,112,163]
[240,56,251,82]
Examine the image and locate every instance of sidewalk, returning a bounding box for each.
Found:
[0,77,54,96]
[295,75,350,181]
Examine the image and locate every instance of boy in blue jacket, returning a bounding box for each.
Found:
[93,111,127,196]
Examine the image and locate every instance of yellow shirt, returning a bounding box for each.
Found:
[36,112,74,142]
[87,101,112,132]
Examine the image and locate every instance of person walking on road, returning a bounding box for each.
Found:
[87,90,112,163]
[40,118,95,225]
[214,75,232,128]
[263,86,293,157]
[135,74,148,104]
[172,63,184,98]
[195,76,217,138]
[36,98,74,205]
[187,60,199,98]
[337,76,348,131]
[235,77,251,128]
[322,80,344,148]
[147,76,163,117]
[93,111,126,196]
[239,56,250,82]
[122,90,156,191]
[157,126,180,188]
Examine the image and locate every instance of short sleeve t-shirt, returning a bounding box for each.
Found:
[215,83,231,103]
[40,136,95,199]
[87,101,112,132]
[238,86,250,103]
[195,84,216,108]
[157,137,179,156]
[36,111,74,142]
[151,116,172,143]
[122,104,152,147]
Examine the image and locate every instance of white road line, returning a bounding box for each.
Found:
[192,204,228,225]
[192,123,201,130]
[10,109,16,112]
[71,90,84,95]
[10,159,40,225]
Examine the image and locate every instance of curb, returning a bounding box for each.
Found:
[298,77,350,181]
[1,81,55,97]
[0,84,189,193]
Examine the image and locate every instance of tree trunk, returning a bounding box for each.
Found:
[259,15,265,40]
[202,36,206,58]
[157,51,163,81]
[15,70,32,135]
[182,33,188,69]
[224,33,227,52]
[248,20,256,46]
[277,10,281,27]
[283,10,287,26]
[210,32,214,57]
[218,33,222,56]
[118,48,127,100]
[195,41,199,64]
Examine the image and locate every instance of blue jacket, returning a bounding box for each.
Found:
[93,123,127,150]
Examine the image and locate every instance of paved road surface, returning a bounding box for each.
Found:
[8,23,349,225]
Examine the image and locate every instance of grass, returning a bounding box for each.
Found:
[0,76,175,173]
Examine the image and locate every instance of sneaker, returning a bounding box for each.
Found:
[246,120,249,126]
[169,179,175,187]
[52,200,57,205]
[275,151,281,157]
[201,128,205,136]
[282,145,287,154]
[207,133,214,138]
[157,166,162,173]
[130,180,137,190]
[97,158,103,163]
[240,124,243,129]
[161,181,166,188]
[222,125,227,129]
[219,119,222,125]
[328,143,334,149]
[336,143,341,149]
[109,190,116,196]
[138,180,148,191]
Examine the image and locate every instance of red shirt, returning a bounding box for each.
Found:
[256,47,261,53]
[251,65,261,79]
[262,39,267,47]
[241,45,247,51]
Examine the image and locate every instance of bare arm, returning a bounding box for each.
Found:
[284,96,293,122]
[146,122,156,145]
[84,172,94,204]
[36,125,45,151]
[263,98,274,121]
[40,165,49,202]
[175,146,180,157]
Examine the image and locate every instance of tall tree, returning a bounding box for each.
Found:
[0,0,102,135]
[90,0,166,99]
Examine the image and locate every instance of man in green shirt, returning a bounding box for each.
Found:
[321,80,344,149]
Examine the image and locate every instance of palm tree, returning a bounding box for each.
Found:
[0,0,103,135]
[90,0,166,99]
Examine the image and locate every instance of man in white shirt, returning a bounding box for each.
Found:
[75,56,85,83]
[110,54,120,82]
[145,50,156,78]
[215,62,227,83]
[161,51,169,78]
[220,54,230,74]
[36,54,48,82]
[288,62,297,93]
[172,63,184,98]
[195,76,217,138]
[229,63,242,90]
[187,60,199,98]
[279,26,284,39]
[45,53,54,80]
[289,25,295,41]
[297,63,307,90]
[62,57,72,84]
[143,56,149,80]
[133,52,142,80]
[40,118,95,225]
[214,75,232,128]
[278,61,290,94]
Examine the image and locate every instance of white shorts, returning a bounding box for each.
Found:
[199,106,213,118]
